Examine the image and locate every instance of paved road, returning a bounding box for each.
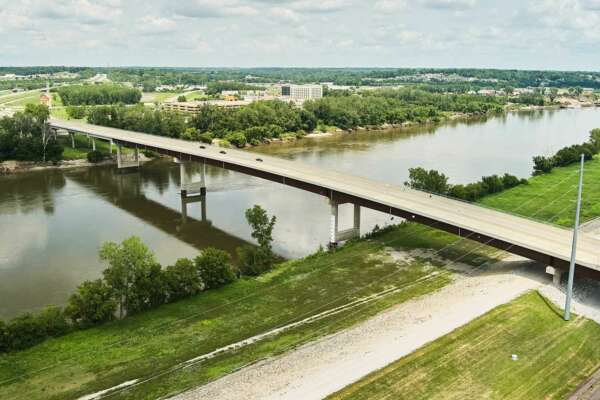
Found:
[49,118,600,275]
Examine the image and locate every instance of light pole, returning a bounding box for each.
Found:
[564,153,585,321]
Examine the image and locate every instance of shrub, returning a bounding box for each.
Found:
[164,258,204,301]
[65,106,88,119]
[65,280,117,326]
[195,248,236,289]
[177,95,187,102]
[0,320,8,353]
[87,150,104,163]
[4,307,69,351]
[225,132,247,148]
[237,245,274,276]
[533,156,553,175]
[198,132,213,144]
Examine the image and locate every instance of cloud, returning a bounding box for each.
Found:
[138,15,178,35]
[32,0,123,25]
[421,0,478,10]
[172,0,258,18]
[374,0,406,11]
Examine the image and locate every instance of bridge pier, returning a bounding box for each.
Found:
[91,137,96,151]
[181,194,208,223]
[70,132,75,149]
[109,139,113,154]
[116,144,140,170]
[329,201,361,249]
[546,266,564,286]
[176,158,206,198]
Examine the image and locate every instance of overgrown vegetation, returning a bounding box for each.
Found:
[58,84,141,106]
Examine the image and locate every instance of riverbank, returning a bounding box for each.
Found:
[0,224,500,400]
[0,158,116,175]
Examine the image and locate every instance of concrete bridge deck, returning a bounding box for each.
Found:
[49,118,600,278]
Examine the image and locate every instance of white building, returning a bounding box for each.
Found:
[281,84,323,101]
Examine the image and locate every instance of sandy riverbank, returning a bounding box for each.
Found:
[0,158,116,175]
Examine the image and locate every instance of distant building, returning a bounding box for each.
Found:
[281,84,323,101]
[162,100,252,114]
[87,74,110,84]
[39,93,52,107]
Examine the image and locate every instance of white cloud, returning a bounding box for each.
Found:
[421,0,477,10]
[172,0,258,18]
[374,0,406,11]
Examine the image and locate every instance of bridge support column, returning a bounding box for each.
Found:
[176,158,206,198]
[116,144,123,169]
[181,193,208,224]
[109,139,113,154]
[92,137,96,151]
[329,201,361,249]
[70,132,75,149]
[546,266,563,286]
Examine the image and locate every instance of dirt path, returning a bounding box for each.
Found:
[170,257,549,400]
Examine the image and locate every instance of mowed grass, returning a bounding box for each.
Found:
[59,133,114,160]
[479,157,600,227]
[0,224,500,400]
[328,291,600,400]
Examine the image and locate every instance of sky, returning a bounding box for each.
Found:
[0,0,599,70]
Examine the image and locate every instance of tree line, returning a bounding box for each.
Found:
[58,84,142,106]
[405,167,528,201]
[0,104,63,162]
[80,88,507,148]
[533,129,600,175]
[0,205,278,353]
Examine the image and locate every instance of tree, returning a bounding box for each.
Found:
[100,236,158,318]
[65,279,117,326]
[177,95,187,102]
[245,205,277,252]
[164,258,204,301]
[404,167,449,194]
[548,88,559,103]
[194,248,236,289]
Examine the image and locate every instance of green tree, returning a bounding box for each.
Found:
[100,236,158,318]
[164,258,204,301]
[65,279,117,326]
[404,167,450,194]
[194,248,236,289]
[177,95,187,102]
[245,205,277,252]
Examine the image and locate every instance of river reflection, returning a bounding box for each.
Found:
[0,108,599,317]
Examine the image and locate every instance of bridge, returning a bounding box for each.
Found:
[49,118,600,281]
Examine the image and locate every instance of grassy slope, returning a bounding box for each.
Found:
[0,224,499,400]
[328,291,600,400]
[59,133,113,160]
[327,158,600,400]
[479,157,600,227]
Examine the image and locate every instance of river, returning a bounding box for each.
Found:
[1,108,599,318]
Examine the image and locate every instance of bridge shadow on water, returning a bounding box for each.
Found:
[66,163,251,262]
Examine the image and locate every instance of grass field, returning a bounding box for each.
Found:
[59,133,113,160]
[0,224,500,400]
[328,291,600,400]
[479,157,600,227]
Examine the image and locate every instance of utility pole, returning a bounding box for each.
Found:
[564,153,585,321]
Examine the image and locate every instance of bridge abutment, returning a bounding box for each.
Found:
[329,201,361,249]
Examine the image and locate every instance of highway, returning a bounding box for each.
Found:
[49,118,600,278]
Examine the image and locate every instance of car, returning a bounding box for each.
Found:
[256,158,263,162]
[199,145,206,149]
[219,150,227,154]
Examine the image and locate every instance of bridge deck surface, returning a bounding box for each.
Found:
[49,118,600,273]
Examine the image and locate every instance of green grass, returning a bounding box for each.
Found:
[59,133,113,160]
[479,157,600,227]
[0,224,500,400]
[0,91,40,106]
[328,291,600,400]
